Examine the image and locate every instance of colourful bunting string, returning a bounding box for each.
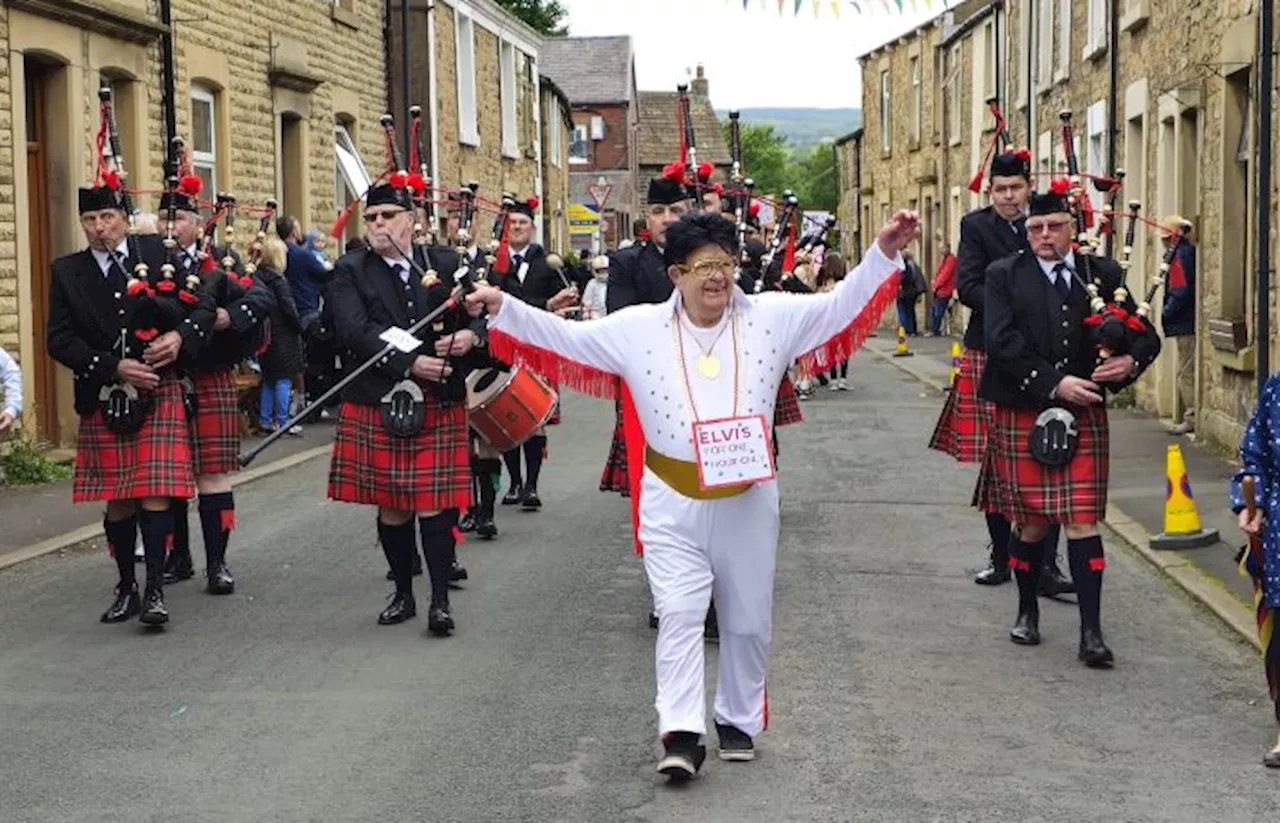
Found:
[725,0,942,14]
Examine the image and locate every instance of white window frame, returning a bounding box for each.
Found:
[946,45,961,146]
[909,56,922,145]
[548,102,561,168]
[1084,0,1107,60]
[1054,0,1071,83]
[499,40,519,159]
[982,22,996,101]
[190,85,217,191]
[456,11,479,146]
[1037,130,1052,179]
[880,69,891,153]
[1086,100,1107,212]
[1015,1,1031,107]
[569,123,588,164]
[1036,1,1053,93]
[334,122,371,208]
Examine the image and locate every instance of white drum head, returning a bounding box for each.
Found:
[466,367,516,411]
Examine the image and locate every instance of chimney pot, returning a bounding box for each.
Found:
[692,64,708,97]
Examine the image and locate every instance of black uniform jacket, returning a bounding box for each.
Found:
[47,234,216,415]
[182,254,277,372]
[606,242,672,312]
[330,247,485,408]
[956,206,1028,351]
[980,250,1161,409]
[491,244,561,310]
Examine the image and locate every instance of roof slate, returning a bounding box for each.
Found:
[539,36,634,105]
[635,91,731,168]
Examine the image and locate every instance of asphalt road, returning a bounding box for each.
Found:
[2,355,1279,822]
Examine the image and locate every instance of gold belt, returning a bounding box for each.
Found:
[644,446,752,500]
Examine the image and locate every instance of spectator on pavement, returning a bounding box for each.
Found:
[582,255,610,319]
[929,238,957,336]
[1162,215,1197,435]
[255,237,306,436]
[897,249,925,336]
[277,216,334,415]
[0,346,21,437]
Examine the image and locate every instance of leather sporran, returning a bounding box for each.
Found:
[380,379,426,438]
[1027,407,1079,467]
[98,382,154,436]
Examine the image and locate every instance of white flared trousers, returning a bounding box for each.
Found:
[639,471,780,738]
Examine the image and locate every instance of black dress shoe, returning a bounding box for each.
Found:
[385,554,424,581]
[448,561,468,586]
[459,510,477,533]
[1009,612,1040,645]
[521,487,542,511]
[475,515,497,540]
[649,611,659,630]
[502,483,523,505]
[378,592,417,625]
[206,564,235,595]
[975,564,1011,586]
[162,551,195,585]
[1038,564,1076,598]
[101,583,141,623]
[427,599,455,635]
[1078,627,1114,667]
[139,585,169,626]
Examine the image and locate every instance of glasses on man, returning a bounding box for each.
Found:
[678,258,736,279]
[364,209,407,224]
[1025,219,1073,235]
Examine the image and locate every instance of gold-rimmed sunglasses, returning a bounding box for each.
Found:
[677,258,735,279]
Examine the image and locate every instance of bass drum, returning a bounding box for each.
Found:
[466,366,558,451]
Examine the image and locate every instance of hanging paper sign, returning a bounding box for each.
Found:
[692,415,777,489]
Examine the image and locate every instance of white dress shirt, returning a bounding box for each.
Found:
[0,346,22,419]
[89,240,132,279]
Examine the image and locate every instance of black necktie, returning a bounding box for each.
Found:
[1053,263,1072,301]
[512,253,523,272]
[106,254,128,289]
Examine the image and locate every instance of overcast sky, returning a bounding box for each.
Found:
[560,0,956,109]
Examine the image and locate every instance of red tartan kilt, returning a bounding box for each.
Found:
[327,399,472,512]
[928,348,990,463]
[190,368,241,475]
[600,395,628,492]
[73,378,196,502]
[978,403,1109,525]
[774,375,803,427]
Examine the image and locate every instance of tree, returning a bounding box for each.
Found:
[728,122,790,199]
[492,0,569,35]
[790,142,839,213]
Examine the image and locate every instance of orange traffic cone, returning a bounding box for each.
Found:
[1149,443,1220,550]
[945,341,961,391]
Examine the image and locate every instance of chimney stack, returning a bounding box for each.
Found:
[691,63,708,98]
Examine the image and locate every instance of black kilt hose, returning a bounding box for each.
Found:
[328,398,472,513]
[976,403,1108,526]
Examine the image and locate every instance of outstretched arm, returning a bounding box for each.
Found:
[473,284,630,377]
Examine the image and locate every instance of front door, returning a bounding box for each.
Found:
[24,62,58,444]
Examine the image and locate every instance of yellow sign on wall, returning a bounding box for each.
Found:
[568,202,599,234]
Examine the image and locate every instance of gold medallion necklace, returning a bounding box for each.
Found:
[678,309,732,380]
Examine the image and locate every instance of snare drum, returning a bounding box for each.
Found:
[466,366,558,451]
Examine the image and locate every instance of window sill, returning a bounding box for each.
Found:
[1210,345,1254,374]
[502,145,521,160]
[331,4,359,30]
[908,138,921,152]
[568,158,589,166]
[460,131,481,148]
[1053,70,1070,87]
[949,135,962,148]
[1120,0,1149,32]
[1082,41,1107,62]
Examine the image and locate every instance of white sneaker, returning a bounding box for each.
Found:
[838,378,850,390]
[829,380,840,392]
[286,425,304,437]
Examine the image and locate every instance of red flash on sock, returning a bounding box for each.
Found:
[1008,557,1032,572]
[220,509,236,532]
[451,526,465,544]
[1088,556,1106,572]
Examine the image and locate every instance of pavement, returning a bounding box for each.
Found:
[865,331,1260,648]
[0,420,336,568]
[3,357,1280,821]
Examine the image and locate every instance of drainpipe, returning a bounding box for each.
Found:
[1025,2,1034,146]
[1256,0,1274,391]
[1105,0,1119,257]
[159,0,177,153]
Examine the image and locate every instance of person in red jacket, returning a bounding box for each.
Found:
[929,237,957,336]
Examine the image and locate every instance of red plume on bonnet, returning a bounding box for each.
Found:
[178,174,203,197]
[1048,177,1071,195]
[696,162,713,182]
[661,161,687,184]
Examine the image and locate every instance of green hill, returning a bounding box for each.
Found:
[718,108,862,154]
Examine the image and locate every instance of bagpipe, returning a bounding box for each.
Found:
[1054,110,1173,361]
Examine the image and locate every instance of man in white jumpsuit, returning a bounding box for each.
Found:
[468,209,916,780]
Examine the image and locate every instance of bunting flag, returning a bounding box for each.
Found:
[728,0,938,14]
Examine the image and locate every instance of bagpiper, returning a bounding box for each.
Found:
[159,166,275,596]
[47,96,216,626]
[928,148,1074,597]
[327,175,483,633]
[978,182,1160,665]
